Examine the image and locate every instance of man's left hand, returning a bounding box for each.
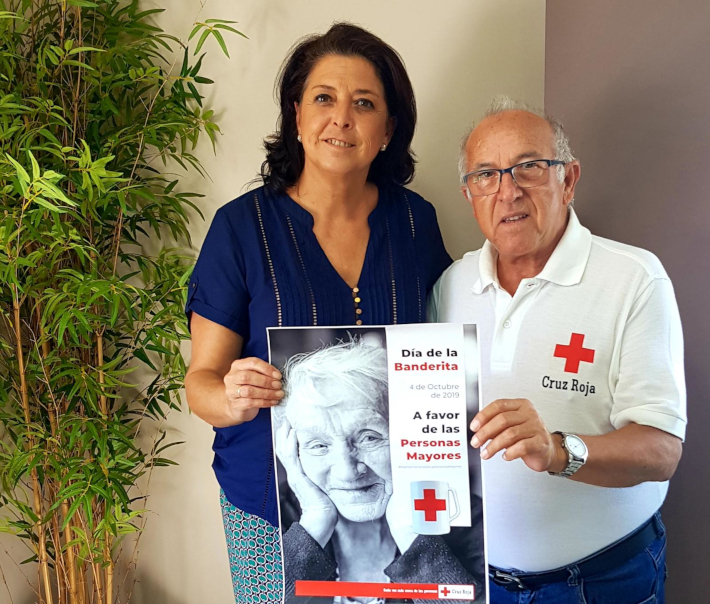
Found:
[470,398,566,473]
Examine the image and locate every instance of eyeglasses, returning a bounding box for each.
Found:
[461,159,566,197]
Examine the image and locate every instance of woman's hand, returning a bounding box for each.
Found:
[185,316,284,428]
[274,418,337,548]
[223,357,284,424]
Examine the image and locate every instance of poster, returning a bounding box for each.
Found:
[268,324,487,604]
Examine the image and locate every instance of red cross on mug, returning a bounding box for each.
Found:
[410,480,460,535]
[414,489,447,521]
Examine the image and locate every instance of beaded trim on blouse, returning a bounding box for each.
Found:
[285,213,318,326]
[255,190,418,328]
[255,193,282,327]
[404,193,422,321]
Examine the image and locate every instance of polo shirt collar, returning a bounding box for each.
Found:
[471,239,498,294]
[471,208,592,294]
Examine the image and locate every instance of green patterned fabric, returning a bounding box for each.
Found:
[220,490,284,602]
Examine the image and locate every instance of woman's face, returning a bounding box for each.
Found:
[288,381,391,522]
[296,54,394,181]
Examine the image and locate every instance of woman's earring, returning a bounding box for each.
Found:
[380,143,387,152]
[297,134,302,143]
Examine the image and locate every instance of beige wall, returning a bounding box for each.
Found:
[0,1,545,602]
[150,0,547,261]
[545,0,710,600]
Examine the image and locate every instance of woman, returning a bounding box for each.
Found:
[273,339,484,604]
[184,23,452,602]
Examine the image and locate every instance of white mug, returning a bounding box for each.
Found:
[410,480,460,535]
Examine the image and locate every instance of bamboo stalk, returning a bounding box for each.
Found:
[12,286,54,604]
[34,304,58,437]
[36,304,79,604]
[69,510,88,604]
[66,502,87,604]
[63,501,80,604]
[96,328,112,604]
[75,539,87,604]
[105,544,113,604]
[106,564,113,604]
[51,511,67,604]
[11,287,31,454]
[71,7,83,145]
[92,559,104,604]
[97,334,107,416]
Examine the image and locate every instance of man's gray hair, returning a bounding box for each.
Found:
[458,95,575,186]
[274,338,389,422]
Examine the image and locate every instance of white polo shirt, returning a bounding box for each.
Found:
[429,209,686,572]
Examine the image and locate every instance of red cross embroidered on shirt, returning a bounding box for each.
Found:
[414,489,447,521]
[554,333,595,373]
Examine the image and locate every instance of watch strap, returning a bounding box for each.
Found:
[548,431,586,478]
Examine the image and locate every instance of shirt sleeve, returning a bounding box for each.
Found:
[185,207,250,337]
[282,523,337,603]
[610,277,687,440]
[414,197,453,295]
[427,273,443,323]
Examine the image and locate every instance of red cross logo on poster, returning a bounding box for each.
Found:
[554,333,595,373]
[414,489,447,521]
[438,585,475,600]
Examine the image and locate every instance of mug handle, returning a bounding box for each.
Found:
[448,488,460,521]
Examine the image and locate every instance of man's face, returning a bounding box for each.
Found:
[462,110,580,264]
[287,382,391,523]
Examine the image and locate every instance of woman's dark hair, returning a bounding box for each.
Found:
[260,23,417,191]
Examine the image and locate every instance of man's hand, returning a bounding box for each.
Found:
[471,400,682,486]
[470,398,566,473]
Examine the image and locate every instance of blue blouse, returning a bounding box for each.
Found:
[185,184,452,526]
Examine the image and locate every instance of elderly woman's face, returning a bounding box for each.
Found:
[296,54,393,180]
[287,381,391,522]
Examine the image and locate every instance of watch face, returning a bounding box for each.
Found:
[566,435,587,457]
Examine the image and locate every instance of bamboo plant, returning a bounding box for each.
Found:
[0,1,242,602]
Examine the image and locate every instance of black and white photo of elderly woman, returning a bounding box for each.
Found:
[273,338,485,604]
[274,340,394,601]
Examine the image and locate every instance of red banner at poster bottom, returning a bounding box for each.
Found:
[295,580,475,600]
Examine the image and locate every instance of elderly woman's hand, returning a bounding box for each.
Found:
[274,418,337,549]
[385,482,418,554]
[223,357,284,424]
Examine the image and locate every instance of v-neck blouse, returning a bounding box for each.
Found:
[186,185,452,525]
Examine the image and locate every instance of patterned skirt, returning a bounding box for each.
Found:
[220,490,284,603]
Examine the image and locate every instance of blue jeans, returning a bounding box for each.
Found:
[489,516,667,604]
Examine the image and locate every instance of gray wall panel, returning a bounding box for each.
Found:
[546,1,710,601]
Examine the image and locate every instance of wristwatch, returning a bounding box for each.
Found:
[548,432,588,478]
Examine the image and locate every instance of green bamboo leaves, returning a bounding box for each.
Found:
[6,152,78,213]
[189,18,247,58]
[0,1,241,602]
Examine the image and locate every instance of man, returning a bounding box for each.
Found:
[429,97,686,603]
